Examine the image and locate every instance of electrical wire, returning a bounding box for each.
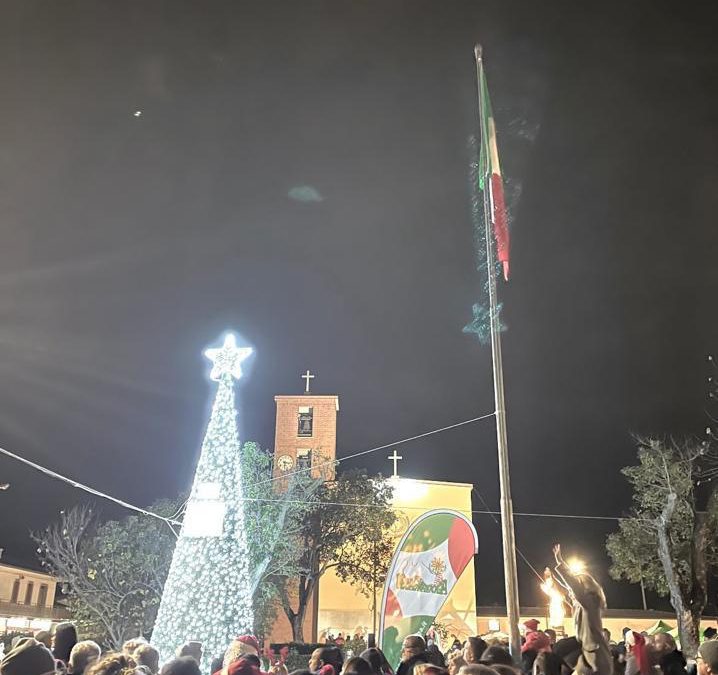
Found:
[253,411,497,488]
[0,444,181,527]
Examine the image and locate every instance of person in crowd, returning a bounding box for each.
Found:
[122,640,148,659]
[552,637,582,675]
[416,666,449,675]
[447,652,467,675]
[652,633,685,675]
[704,629,717,642]
[341,658,374,675]
[426,644,446,668]
[133,645,160,675]
[479,647,513,668]
[159,657,202,675]
[521,650,538,675]
[69,641,101,675]
[458,665,500,675]
[543,632,557,647]
[35,632,53,650]
[532,652,562,675]
[0,638,56,675]
[224,637,262,671]
[522,632,550,657]
[228,658,263,675]
[309,648,344,675]
[553,544,612,675]
[176,645,202,665]
[336,636,346,648]
[697,641,718,675]
[53,623,79,667]
[360,648,393,675]
[464,639,489,666]
[291,671,314,675]
[396,636,429,675]
[625,632,650,675]
[85,653,137,675]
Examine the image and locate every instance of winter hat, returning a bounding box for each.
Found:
[523,620,540,632]
[699,641,718,672]
[0,639,56,675]
[522,631,551,654]
[223,636,261,669]
[235,637,260,654]
[318,665,335,675]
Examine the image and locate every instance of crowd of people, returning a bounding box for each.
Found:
[3,619,718,675]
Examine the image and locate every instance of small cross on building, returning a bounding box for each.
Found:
[388,449,403,478]
[301,369,315,394]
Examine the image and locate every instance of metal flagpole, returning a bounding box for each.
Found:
[473,44,522,658]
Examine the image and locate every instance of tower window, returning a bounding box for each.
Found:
[298,407,313,437]
[297,448,312,470]
[10,579,19,603]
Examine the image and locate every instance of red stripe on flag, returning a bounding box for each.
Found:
[490,173,510,280]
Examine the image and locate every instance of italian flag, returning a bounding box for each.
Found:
[478,60,510,281]
[380,511,478,668]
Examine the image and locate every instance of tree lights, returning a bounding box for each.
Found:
[152,334,254,672]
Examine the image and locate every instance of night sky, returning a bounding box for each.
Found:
[1,1,717,611]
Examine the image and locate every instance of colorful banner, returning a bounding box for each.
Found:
[379,509,478,668]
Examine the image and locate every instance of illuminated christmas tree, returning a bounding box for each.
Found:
[152,334,254,672]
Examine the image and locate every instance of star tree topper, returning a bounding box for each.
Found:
[204,333,252,381]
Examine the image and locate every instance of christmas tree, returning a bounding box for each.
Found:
[152,334,254,672]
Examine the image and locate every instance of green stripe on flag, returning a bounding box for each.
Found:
[402,513,454,551]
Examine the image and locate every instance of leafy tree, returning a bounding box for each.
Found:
[277,470,396,641]
[33,499,180,648]
[240,441,322,636]
[606,437,718,656]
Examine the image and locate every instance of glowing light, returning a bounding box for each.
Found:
[567,558,586,575]
[152,333,254,672]
[391,477,429,503]
[540,568,565,628]
[488,619,501,632]
[204,333,252,381]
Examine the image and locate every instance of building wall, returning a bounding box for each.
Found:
[273,395,338,480]
[0,564,57,609]
[317,478,477,643]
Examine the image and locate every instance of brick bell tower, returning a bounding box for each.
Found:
[269,371,339,643]
[273,370,339,482]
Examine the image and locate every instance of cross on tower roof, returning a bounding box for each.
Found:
[388,449,403,478]
[301,369,315,394]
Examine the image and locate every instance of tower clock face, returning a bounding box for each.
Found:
[277,454,294,471]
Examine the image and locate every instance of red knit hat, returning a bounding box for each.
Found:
[523,619,540,632]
